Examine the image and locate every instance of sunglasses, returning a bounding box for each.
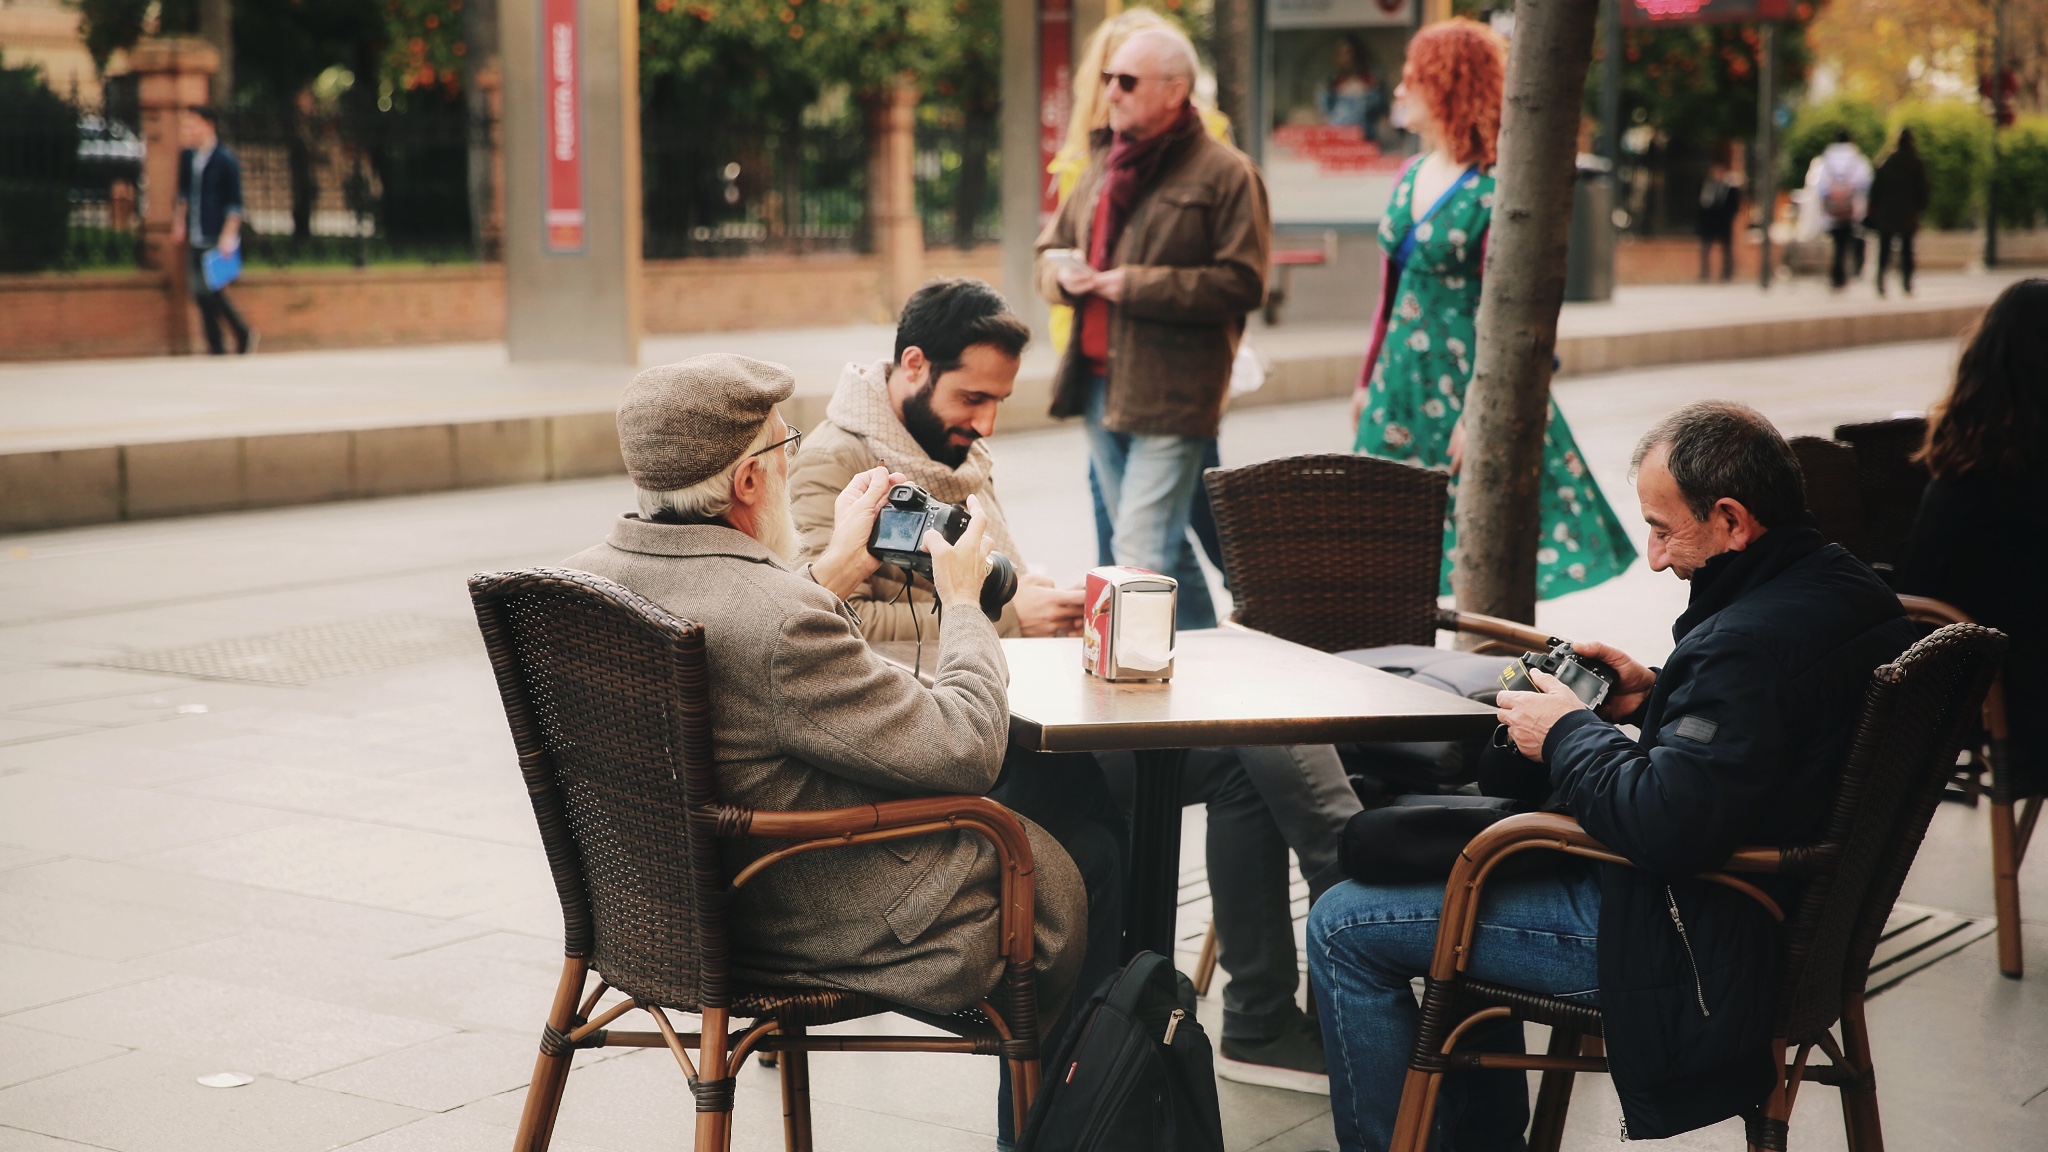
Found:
[1101,71,1144,93]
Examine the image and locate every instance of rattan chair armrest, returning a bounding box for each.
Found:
[1896,595,1976,629]
[1436,609,1553,654]
[718,796,1040,968]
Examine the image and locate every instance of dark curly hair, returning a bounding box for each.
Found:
[1919,278,2048,479]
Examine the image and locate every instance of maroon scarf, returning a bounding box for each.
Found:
[1087,101,1198,270]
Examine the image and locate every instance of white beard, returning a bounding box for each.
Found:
[754,467,801,564]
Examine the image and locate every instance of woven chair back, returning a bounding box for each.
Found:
[1775,623,2007,1038]
[1788,436,1868,560]
[1204,453,1448,652]
[470,567,726,1012]
[1831,416,1929,570]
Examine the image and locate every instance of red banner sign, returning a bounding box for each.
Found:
[1037,0,1072,223]
[542,0,585,252]
[1620,0,1787,27]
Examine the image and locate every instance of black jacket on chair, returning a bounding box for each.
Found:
[1541,523,1918,1139]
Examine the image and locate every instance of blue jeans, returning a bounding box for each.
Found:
[1307,864,1602,1152]
[1083,376,1219,630]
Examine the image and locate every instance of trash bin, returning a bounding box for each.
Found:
[1565,155,1615,303]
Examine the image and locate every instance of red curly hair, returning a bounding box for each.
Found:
[1402,18,1507,170]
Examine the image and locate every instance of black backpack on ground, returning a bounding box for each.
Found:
[1018,951,1224,1152]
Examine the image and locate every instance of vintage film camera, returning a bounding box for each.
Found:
[866,483,1018,621]
[1492,639,1621,749]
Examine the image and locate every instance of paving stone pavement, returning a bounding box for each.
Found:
[3,340,2047,1151]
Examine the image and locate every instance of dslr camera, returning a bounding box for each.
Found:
[1492,639,1620,751]
[866,483,1018,621]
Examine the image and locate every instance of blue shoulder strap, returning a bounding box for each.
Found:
[1393,165,1478,267]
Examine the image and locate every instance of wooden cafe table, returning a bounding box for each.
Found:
[880,627,1500,963]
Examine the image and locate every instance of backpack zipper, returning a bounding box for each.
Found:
[1665,885,1711,1018]
[1163,1008,1186,1045]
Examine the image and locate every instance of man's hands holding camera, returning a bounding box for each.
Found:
[1494,640,1658,761]
[813,465,906,601]
[926,494,996,610]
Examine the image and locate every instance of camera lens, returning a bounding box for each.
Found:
[979,552,1019,622]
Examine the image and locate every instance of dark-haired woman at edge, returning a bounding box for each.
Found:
[1898,277,2048,799]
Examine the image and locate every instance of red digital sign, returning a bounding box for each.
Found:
[1620,0,1787,26]
[1038,0,1072,223]
[542,0,585,253]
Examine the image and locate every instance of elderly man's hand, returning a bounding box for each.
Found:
[1055,263,1098,298]
[927,495,996,610]
[1495,669,1590,761]
[812,465,904,601]
[1090,267,1126,302]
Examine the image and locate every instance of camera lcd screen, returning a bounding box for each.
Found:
[873,508,926,553]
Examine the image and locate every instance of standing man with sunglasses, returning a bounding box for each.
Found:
[1034,23,1270,632]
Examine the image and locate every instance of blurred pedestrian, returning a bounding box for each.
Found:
[1867,128,1929,297]
[1900,277,2048,799]
[1812,129,1873,291]
[169,106,256,355]
[1348,18,1635,600]
[1035,23,1270,630]
[1696,161,1741,282]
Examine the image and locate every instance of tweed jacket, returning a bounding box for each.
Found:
[563,515,1084,1014]
[1033,112,1271,440]
[789,418,1026,643]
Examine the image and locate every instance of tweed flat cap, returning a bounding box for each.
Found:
[617,353,796,491]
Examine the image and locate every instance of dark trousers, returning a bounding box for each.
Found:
[1875,227,1916,294]
[187,246,250,354]
[1698,229,1734,281]
[1828,224,1862,289]
[989,747,1127,1144]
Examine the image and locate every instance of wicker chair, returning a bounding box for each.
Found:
[469,567,1044,1152]
[1202,452,1554,655]
[1788,435,1868,559]
[1831,416,1929,572]
[1385,622,2007,1152]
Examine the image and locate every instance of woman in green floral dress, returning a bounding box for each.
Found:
[1350,23,1636,599]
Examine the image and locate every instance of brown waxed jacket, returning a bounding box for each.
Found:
[562,515,1084,1017]
[1034,113,1271,439]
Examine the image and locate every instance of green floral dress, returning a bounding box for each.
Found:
[1355,160,1637,599]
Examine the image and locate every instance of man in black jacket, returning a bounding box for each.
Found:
[1307,401,1918,1151]
[170,106,254,355]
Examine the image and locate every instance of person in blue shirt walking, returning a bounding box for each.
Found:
[170,106,256,355]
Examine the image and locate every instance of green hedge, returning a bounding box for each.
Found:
[1782,97,1886,192]
[1993,115,2048,230]
[0,65,77,272]
[1887,102,1992,230]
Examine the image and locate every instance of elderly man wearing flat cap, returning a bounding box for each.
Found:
[564,354,1124,1099]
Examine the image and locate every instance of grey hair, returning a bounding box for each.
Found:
[1125,25,1200,86]
[636,418,776,523]
[1630,400,1805,527]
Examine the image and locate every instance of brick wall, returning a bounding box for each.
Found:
[0,247,1006,362]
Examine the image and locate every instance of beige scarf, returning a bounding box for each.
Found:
[824,360,1020,560]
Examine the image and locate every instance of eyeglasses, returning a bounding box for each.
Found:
[749,428,802,460]
[1102,71,1143,93]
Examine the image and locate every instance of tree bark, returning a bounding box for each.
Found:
[197,0,232,106]
[1211,0,1254,148]
[1454,0,1601,625]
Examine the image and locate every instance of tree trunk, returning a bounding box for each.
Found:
[197,0,232,106]
[1454,0,1601,625]
[953,101,995,250]
[1211,0,1254,147]
[465,0,503,261]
